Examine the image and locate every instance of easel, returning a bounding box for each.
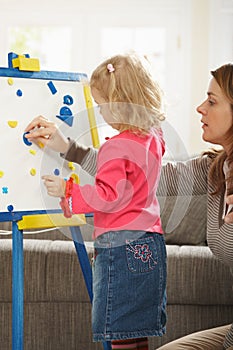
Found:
[0,210,111,350]
[0,60,112,349]
[3,83,111,349]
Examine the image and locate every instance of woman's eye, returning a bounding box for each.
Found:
[208,99,215,105]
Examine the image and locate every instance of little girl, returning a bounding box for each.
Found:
[41,54,167,349]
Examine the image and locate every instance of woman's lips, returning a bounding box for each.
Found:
[201,120,208,128]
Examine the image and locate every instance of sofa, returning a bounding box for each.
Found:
[0,192,233,350]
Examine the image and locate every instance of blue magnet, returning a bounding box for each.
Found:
[23,132,32,146]
[7,204,14,212]
[56,114,74,127]
[16,89,23,97]
[2,187,8,194]
[60,106,72,116]
[63,95,73,105]
[47,81,57,95]
[54,168,60,176]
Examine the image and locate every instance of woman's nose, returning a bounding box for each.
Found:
[196,102,205,115]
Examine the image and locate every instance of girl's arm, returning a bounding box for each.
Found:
[43,141,131,214]
[25,115,69,153]
[67,147,211,195]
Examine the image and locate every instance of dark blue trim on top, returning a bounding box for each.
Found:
[0,210,93,222]
[0,67,88,81]
[0,210,61,222]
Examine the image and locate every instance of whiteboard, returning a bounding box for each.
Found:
[0,68,115,214]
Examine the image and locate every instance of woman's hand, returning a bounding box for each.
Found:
[224,194,233,224]
[42,175,66,198]
[25,115,70,153]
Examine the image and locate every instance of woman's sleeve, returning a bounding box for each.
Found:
[222,267,233,348]
[157,156,210,196]
[61,138,98,177]
[223,322,233,349]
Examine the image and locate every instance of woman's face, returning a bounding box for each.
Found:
[197,77,233,152]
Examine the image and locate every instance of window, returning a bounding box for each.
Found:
[100,26,190,159]
[101,27,166,87]
[8,26,72,71]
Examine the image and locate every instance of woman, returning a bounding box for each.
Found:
[25,62,233,349]
[157,62,233,349]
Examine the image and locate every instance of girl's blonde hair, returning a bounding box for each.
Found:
[90,53,165,134]
[203,63,233,195]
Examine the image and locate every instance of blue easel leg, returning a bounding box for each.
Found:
[103,341,112,350]
[12,221,24,350]
[70,226,112,350]
[70,226,93,301]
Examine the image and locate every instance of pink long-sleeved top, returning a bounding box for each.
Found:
[65,129,165,239]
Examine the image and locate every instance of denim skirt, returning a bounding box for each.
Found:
[92,230,167,342]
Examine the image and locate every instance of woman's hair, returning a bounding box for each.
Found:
[89,53,165,134]
[204,63,233,195]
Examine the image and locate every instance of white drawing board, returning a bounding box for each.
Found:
[0,67,115,214]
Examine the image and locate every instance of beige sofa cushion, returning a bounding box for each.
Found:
[158,195,207,245]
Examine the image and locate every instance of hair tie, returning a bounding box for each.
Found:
[107,63,115,73]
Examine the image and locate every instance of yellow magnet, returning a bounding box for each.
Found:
[7,78,14,85]
[70,173,80,184]
[30,168,36,176]
[68,162,75,171]
[8,121,18,128]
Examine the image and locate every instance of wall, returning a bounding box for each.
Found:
[189,0,210,155]
[0,0,232,157]
[189,0,233,155]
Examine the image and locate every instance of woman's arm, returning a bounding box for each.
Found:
[157,156,210,197]
[223,318,233,348]
[63,139,97,177]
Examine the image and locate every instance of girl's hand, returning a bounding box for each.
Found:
[25,115,70,153]
[42,175,66,197]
